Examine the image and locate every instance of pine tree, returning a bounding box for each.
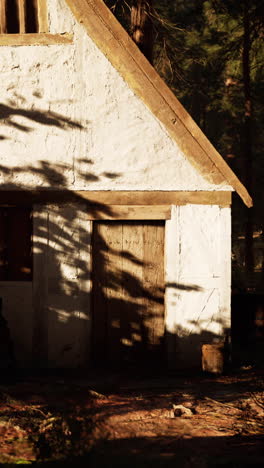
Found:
[131,1,154,63]
[104,0,264,290]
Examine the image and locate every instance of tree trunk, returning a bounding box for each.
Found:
[243,0,254,276]
[131,0,153,64]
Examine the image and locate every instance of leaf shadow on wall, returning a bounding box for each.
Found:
[0,102,228,372]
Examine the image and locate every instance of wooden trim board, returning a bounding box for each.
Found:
[37,0,49,33]
[76,191,231,207]
[18,0,26,34]
[86,205,171,220]
[0,0,7,34]
[0,191,231,207]
[64,0,252,208]
[0,33,73,45]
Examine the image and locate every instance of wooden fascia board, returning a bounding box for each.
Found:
[64,0,252,208]
[0,191,231,207]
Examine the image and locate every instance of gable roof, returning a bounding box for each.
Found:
[65,0,252,207]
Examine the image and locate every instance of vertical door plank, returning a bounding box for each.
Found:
[121,222,144,365]
[104,222,123,367]
[143,222,165,351]
[18,0,26,33]
[92,222,108,365]
[92,222,123,366]
[0,0,7,33]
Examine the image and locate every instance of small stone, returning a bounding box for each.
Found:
[172,404,193,418]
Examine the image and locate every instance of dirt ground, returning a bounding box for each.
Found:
[0,368,263,467]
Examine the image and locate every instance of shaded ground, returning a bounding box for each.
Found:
[0,368,263,466]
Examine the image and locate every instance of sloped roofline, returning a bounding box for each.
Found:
[65,0,252,207]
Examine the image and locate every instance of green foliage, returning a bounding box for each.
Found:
[104,0,264,288]
[14,461,32,465]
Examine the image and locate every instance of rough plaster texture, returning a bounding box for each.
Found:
[32,204,92,368]
[0,0,232,191]
[2,203,231,368]
[0,0,232,368]
[165,205,231,368]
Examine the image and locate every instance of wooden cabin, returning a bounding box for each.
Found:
[0,0,252,370]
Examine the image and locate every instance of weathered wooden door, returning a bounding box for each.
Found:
[92,221,165,369]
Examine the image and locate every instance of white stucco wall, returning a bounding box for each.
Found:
[1,203,231,369]
[33,204,92,368]
[0,0,232,369]
[165,205,231,368]
[0,0,232,191]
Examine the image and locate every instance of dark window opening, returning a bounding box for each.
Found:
[25,0,38,33]
[0,207,32,281]
[6,0,19,33]
[1,0,41,34]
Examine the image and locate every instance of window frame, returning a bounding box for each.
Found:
[0,0,48,34]
[0,0,73,45]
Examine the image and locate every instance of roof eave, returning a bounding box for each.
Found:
[65,0,253,208]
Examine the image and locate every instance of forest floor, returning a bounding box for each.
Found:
[0,368,264,467]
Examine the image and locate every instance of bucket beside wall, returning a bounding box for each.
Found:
[201,343,226,374]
